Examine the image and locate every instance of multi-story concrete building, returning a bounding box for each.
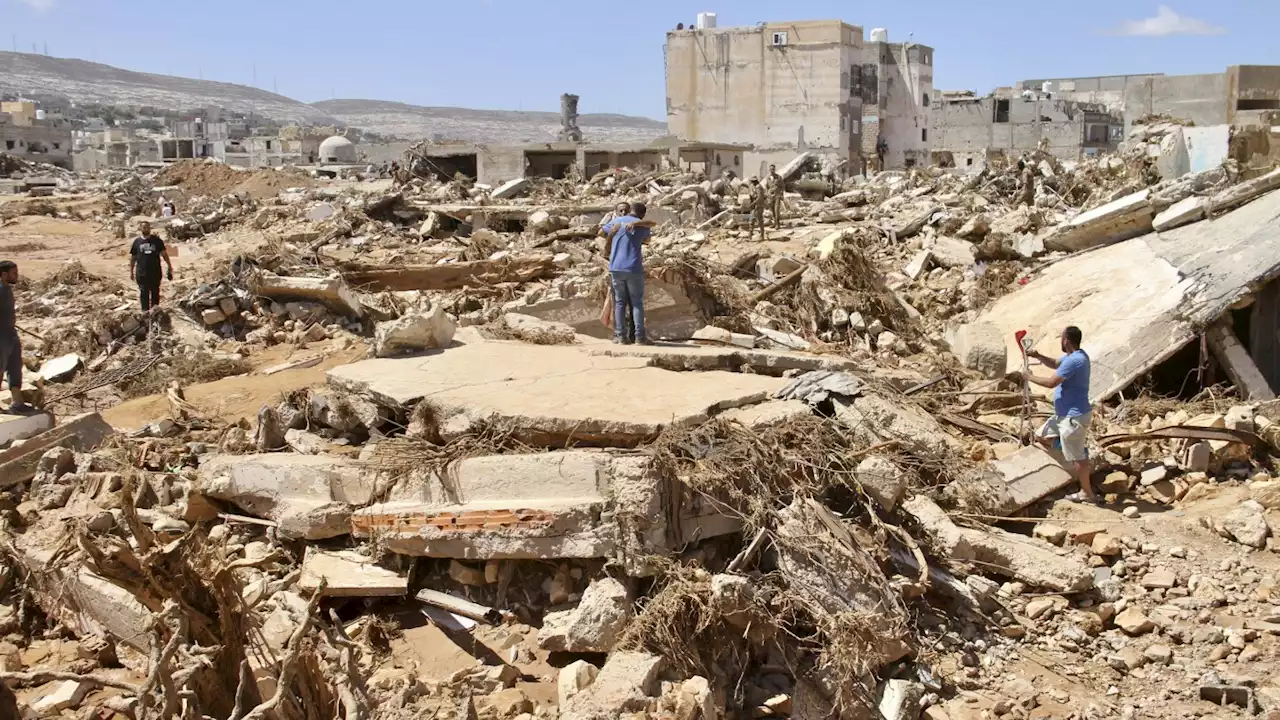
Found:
[1018,65,1280,132]
[860,31,934,169]
[665,18,865,176]
[0,100,72,168]
[932,89,1123,168]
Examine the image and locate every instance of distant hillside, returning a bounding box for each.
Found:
[0,51,338,125]
[312,98,669,144]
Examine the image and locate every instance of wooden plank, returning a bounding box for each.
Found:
[341,256,557,292]
[1206,321,1276,400]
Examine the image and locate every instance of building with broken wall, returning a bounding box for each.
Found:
[1018,64,1280,132]
[414,139,746,187]
[0,100,73,169]
[665,19,867,177]
[932,89,1123,168]
[860,33,935,170]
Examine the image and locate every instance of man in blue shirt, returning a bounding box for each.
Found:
[599,202,653,344]
[1016,325,1095,502]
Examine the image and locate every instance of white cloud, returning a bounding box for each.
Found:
[1114,5,1226,36]
[15,0,56,10]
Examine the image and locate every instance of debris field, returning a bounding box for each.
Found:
[0,120,1279,720]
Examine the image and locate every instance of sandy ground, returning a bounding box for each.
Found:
[102,342,368,429]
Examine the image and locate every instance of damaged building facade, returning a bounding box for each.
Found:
[412,139,745,187]
[932,89,1123,168]
[664,18,933,175]
[0,100,73,169]
[1018,64,1280,131]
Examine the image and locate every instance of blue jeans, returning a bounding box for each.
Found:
[610,271,646,341]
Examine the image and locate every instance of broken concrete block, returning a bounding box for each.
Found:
[1209,166,1280,214]
[1249,480,1280,509]
[902,495,974,561]
[929,236,976,268]
[558,660,600,707]
[878,679,925,720]
[298,548,408,597]
[903,250,932,281]
[201,307,228,325]
[537,577,633,653]
[373,303,457,358]
[448,560,489,586]
[284,428,327,455]
[961,526,1093,592]
[31,679,90,715]
[989,445,1074,512]
[35,353,82,383]
[1153,195,1207,232]
[0,411,54,449]
[559,652,663,720]
[502,313,576,343]
[198,453,373,539]
[1183,441,1211,472]
[1032,523,1068,546]
[491,177,532,200]
[0,413,113,489]
[957,214,989,238]
[691,326,755,348]
[256,272,362,318]
[855,455,906,511]
[1043,189,1154,252]
[945,322,1007,379]
[1114,608,1155,635]
[1220,500,1270,548]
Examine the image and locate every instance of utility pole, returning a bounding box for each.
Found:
[252,62,257,87]
[42,41,47,56]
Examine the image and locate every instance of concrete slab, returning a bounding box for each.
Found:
[355,450,739,563]
[1043,189,1153,252]
[963,188,1280,403]
[0,412,111,489]
[990,445,1074,512]
[718,400,812,430]
[0,411,53,446]
[198,453,374,539]
[327,341,785,446]
[298,548,408,597]
[255,273,362,318]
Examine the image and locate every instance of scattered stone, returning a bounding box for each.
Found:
[558,660,600,707]
[1221,501,1271,548]
[1142,569,1177,589]
[1140,465,1168,486]
[1033,523,1068,546]
[1143,644,1173,665]
[31,679,90,714]
[1115,608,1155,635]
[1122,506,1140,519]
[1091,533,1123,557]
[856,455,906,511]
[373,303,457,357]
[878,679,925,720]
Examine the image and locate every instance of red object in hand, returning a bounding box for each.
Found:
[1015,330,1028,357]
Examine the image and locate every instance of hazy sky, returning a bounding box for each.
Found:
[4,0,1276,119]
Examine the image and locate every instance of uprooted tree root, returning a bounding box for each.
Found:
[633,416,923,715]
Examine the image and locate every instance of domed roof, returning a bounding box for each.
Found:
[319,135,354,152]
[318,135,357,163]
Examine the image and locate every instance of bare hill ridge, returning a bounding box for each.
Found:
[311,98,669,144]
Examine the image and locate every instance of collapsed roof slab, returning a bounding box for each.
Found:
[326,340,786,446]
[353,450,739,565]
[964,188,1280,403]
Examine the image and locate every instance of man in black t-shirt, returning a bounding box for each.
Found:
[129,221,174,312]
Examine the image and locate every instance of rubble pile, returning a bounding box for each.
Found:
[1,139,1280,720]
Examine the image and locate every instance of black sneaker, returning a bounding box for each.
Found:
[4,402,36,415]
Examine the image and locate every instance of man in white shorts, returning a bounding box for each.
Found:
[1014,325,1095,502]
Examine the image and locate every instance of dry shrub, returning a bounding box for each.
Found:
[3,241,47,253]
[118,352,250,398]
[773,239,920,341]
[649,414,867,530]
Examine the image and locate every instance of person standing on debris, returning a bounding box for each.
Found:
[875,137,888,173]
[0,261,31,413]
[1018,159,1036,207]
[600,202,653,345]
[746,177,767,241]
[765,164,785,229]
[129,221,174,313]
[1013,326,1095,503]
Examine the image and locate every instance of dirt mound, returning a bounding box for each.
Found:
[155,160,316,200]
